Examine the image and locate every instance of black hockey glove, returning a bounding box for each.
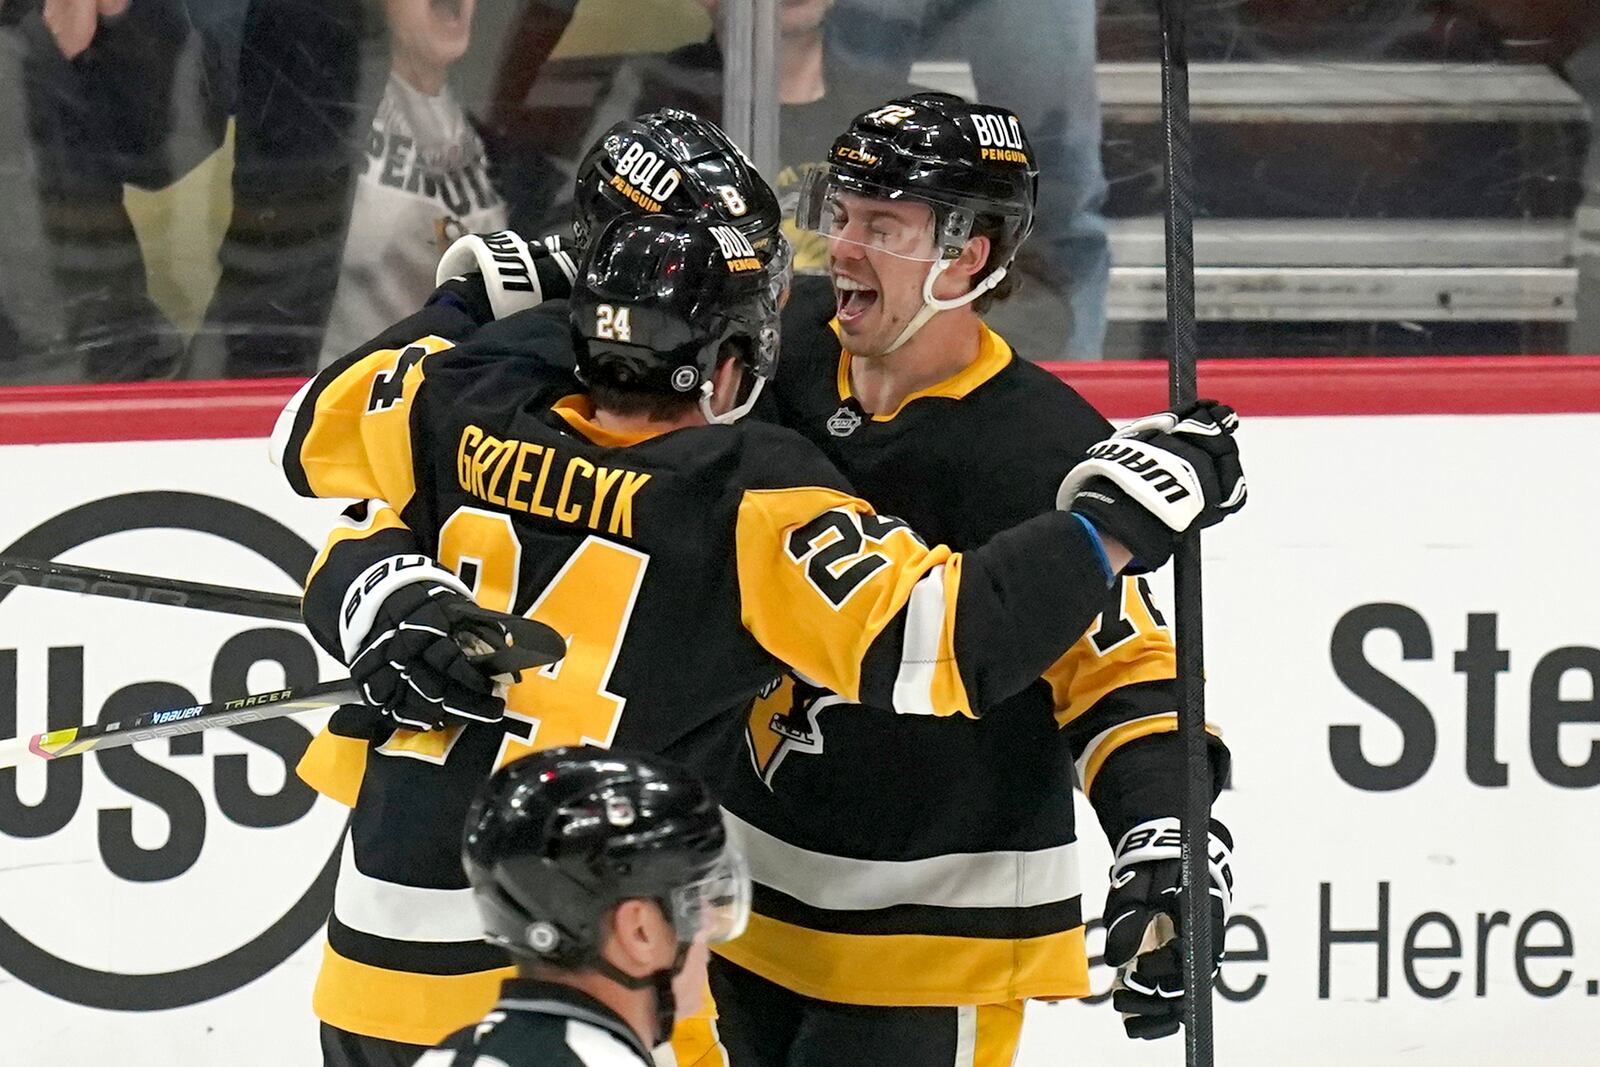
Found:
[1103,817,1234,1040]
[341,556,511,731]
[1058,400,1246,572]
[430,229,577,325]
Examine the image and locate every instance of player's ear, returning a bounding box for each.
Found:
[953,233,992,281]
[932,233,992,301]
[709,342,747,412]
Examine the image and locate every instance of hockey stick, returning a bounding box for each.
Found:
[1156,0,1215,1062]
[0,679,361,769]
[0,555,567,668]
[0,554,301,621]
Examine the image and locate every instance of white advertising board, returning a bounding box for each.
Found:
[2,414,1597,1066]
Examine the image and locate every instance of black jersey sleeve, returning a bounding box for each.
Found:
[1039,574,1231,843]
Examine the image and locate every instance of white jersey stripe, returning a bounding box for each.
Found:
[953,1006,978,1067]
[268,377,314,469]
[723,810,1080,912]
[567,1019,650,1066]
[333,835,485,943]
[892,565,948,716]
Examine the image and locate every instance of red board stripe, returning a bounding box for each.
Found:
[1042,355,1600,419]
[1,356,1598,444]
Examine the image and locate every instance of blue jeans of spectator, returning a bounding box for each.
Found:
[827,0,1111,360]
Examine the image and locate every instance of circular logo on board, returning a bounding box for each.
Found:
[0,491,341,1010]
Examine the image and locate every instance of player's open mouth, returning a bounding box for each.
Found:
[834,276,878,325]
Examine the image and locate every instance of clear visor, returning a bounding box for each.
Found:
[668,845,751,945]
[762,231,795,306]
[794,169,973,264]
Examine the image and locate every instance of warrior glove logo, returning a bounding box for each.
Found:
[1088,441,1192,504]
[1056,438,1204,533]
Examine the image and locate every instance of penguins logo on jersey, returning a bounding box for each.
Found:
[745,677,843,787]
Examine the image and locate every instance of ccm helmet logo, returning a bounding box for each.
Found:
[834,146,879,166]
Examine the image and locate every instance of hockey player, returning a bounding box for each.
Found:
[419,745,750,1067]
[276,211,1247,1066]
[700,93,1238,1064]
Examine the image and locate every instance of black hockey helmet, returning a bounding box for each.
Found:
[463,746,749,1040]
[569,214,781,423]
[795,92,1038,272]
[573,108,788,277]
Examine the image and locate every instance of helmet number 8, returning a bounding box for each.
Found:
[718,185,748,217]
[596,304,632,342]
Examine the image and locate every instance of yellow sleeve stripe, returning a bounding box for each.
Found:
[1049,645,1177,728]
[296,725,369,808]
[296,336,453,506]
[304,501,410,589]
[1076,713,1224,796]
[1045,577,1178,726]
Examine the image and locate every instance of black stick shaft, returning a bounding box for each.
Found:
[0,556,567,669]
[0,555,302,622]
[0,679,361,768]
[1157,0,1215,1062]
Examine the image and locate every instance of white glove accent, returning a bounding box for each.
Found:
[1056,436,1204,532]
[338,554,473,665]
[435,231,548,320]
[1111,816,1235,922]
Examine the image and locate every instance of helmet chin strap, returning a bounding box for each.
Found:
[881,258,1011,355]
[595,941,692,1048]
[698,373,767,425]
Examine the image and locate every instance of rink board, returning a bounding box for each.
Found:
[1,361,1598,1066]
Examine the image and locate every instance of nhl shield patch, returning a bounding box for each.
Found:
[826,405,863,437]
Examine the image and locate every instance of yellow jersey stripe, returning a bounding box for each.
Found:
[313,942,510,1046]
[713,913,1089,1006]
[297,727,369,808]
[735,486,962,712]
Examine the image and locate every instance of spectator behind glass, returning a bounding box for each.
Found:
[825,0,1111,360]
[317,0,507,367]
[515,0,1088,361]
[12,0,380,381]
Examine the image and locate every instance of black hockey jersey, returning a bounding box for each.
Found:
[420,980,653,1067]
[714,281,1214,1006]
[273,309,1123,1043]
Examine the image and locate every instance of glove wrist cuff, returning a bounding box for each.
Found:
[338,555,471,663]
[1111,817,1234,911]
